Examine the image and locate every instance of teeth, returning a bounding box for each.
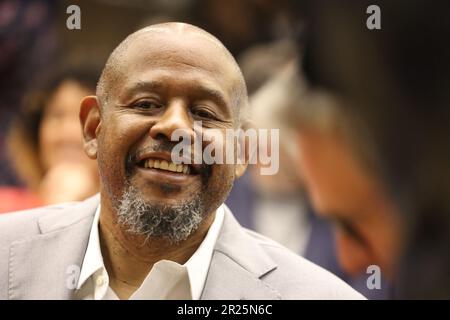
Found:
[145,159,190,174]
[160,160,169,170]
[169,162,177,172]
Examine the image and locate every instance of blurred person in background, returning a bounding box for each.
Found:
[2,65,100,211]
[290,0,450,298]
[0,0,58,187]
[287,88,398,296]
[228,40,390,298]
[227,40,305,250]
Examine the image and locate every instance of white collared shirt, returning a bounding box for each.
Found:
[74,204,224,300]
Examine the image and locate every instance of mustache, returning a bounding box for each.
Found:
[128,140,178,165]
[125,140,176,176]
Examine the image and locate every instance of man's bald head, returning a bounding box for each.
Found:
[81,23,251,246]
[96,22,248,123]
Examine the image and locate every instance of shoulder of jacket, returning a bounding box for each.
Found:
[0,202,80,244]
[242,228,366,299]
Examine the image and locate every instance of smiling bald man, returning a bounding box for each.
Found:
[0,23,363,300]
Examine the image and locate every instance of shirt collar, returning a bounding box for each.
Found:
[76,203,225,299]
[185,204,224,299]
[76,204,103,290]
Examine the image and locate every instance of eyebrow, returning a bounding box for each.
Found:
[125,80,165,97]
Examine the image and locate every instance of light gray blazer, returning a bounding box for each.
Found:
[0,195,365,299]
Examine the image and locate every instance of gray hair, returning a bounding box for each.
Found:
[116,184,205,245]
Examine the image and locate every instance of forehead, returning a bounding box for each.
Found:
[113,32,239,99]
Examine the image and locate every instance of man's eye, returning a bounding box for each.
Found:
[133,100,162,110]
[192,108,215,119]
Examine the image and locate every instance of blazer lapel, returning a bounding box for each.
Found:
[201,207,281,300]
[8,196,99,299]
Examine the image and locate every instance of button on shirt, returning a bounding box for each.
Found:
[74,204,225,300]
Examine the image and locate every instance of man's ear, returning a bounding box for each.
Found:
[234,120,254,179]
[80,96,101,160]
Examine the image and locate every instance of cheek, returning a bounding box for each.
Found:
[96,138,122,197]
[335,214,400,279]
[201,128,236,164]
[362,209,402,277]
[204,164,234,206]
[334,229,375,276]
[96,117,145,198]
[297,135,330,213]
[297,149,334,216]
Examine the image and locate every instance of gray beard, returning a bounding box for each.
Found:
[116,185,205,245]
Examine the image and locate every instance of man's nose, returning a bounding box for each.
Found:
[149,99,194,141]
